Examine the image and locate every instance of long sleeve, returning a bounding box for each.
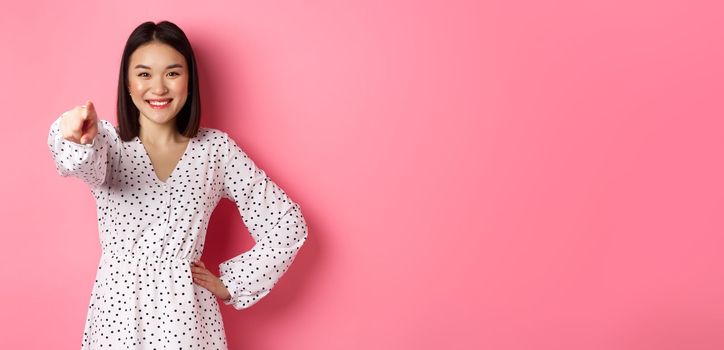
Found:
[217,132,308,310]
[47,115,119,188]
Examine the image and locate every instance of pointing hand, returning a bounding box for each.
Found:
[60,100,98,145]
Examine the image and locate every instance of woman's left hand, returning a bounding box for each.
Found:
[191,260,232,301]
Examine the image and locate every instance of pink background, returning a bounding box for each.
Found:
[1,0,723,349]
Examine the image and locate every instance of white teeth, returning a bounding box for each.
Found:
[149,100,170,106]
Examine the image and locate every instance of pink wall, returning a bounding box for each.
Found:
[2,0,723,349]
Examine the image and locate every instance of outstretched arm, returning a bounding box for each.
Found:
[47,100,119,188]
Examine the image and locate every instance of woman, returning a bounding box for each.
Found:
[47,20,308,349]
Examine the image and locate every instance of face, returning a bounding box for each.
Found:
[127,41,189,126]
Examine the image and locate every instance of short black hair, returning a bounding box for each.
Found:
[117,20,201,141]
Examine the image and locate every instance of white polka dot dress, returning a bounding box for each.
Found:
[47,115,308,349]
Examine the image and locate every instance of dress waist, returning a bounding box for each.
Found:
[101,250,194,264]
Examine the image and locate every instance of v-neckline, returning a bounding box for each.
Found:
[136,136,192,185]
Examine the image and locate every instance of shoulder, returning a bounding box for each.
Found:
[195,127,246,148]
[98,119,122,142]
[195,127,231,145]
[195,127,251,163]
[194,127,244,160]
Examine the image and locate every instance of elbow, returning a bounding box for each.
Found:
[293,204,309,246]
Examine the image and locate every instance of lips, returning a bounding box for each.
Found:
[146,98,172,109]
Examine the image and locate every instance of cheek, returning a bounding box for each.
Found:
[128,81,146,95]
[171,78,189,94]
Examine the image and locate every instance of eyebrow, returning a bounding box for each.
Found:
[133,63,184,69]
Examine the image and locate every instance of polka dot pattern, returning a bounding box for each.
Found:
[47,115,308,349]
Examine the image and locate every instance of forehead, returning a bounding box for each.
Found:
[129,42,186,68]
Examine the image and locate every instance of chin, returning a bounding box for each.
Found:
[141,109,179,125]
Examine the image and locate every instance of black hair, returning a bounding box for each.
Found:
[117,20,201,141]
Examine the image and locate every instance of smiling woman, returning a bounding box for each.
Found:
[46,20,308,350]
[117,21,200,141]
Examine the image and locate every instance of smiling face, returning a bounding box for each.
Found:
[127,41,189,127]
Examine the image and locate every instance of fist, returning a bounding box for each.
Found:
[60,100,98,145]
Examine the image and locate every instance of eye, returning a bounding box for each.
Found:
[168,72,180,77]
[137,72,150,77]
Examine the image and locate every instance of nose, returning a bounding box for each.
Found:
[151,76,168,95]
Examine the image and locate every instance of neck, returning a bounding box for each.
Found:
[138,115,180,145]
